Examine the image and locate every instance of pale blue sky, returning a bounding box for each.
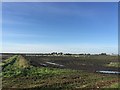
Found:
[2,2,118,54]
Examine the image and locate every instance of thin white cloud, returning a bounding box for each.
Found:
[2,43,118,54]
[2,2,100,21]
[3,32,49,38]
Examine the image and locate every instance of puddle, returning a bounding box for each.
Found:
[40,63,47,67]
[46,62,64,67]
[96,70,120,74]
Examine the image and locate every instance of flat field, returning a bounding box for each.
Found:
[1,54,119,90]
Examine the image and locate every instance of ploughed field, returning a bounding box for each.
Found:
[23,55,118,72]
[1,54,119,90]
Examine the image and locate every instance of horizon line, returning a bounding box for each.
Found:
[1,52,118,55]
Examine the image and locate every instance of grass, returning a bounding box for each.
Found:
[103,82,120,88]
[1,55,119,89]
[1,55,18,67]
[14,55,30,68]
[109,83,119,88]
[2,55,74,78]
[105,62,120,68]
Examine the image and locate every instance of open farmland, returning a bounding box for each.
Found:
[23,54,118,72]
[1,53,119,90]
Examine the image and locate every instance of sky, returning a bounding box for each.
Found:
[2,2,118,54]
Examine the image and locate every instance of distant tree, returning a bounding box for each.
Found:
[51,52,57,55]
[79,54,84,55]
[87,53,90,55]
[100,53,107,55]
[64,53,72,55]
[58,52,63,55]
